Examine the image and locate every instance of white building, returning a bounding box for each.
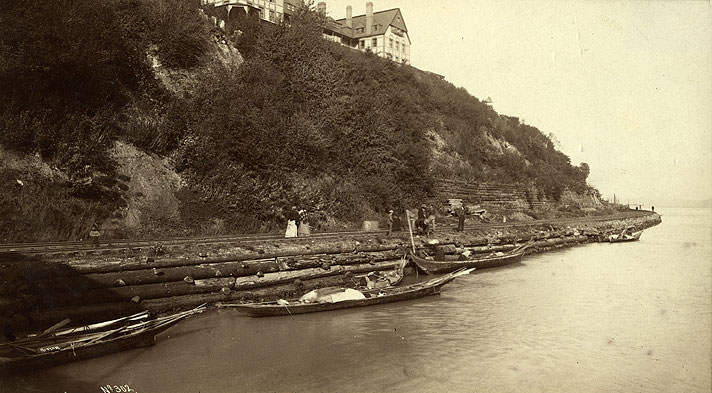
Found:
[327,2,411,64]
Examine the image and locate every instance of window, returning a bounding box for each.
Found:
[402,43,406,54]
[269,10,275,22]
[389,38,393,50]
[359,40,365,49]
[372,38,377,47]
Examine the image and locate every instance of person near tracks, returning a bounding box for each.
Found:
[89,222,101,246]
[456,205,465,232]
[416,204,427,235]
[427,203,436,235]
[297,209,311,237]
[285,206,299,238]
[386,209,394,236]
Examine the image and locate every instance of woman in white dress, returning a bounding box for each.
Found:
[285,206,299,238]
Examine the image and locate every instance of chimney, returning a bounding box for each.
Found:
[365,2,373,34]
[317,2,326,15]
[346,5,352,28]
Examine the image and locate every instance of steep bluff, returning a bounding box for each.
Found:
[2,1,599,241]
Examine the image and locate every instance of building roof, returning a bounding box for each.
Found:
[332,8,408,40]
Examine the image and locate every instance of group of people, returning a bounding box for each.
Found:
[284,202,467,239]
[284,206,310,238]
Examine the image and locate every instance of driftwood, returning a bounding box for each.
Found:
[28,251,402,291]
[61,244,403,275]
[233,260,403,290]
[19,277,290,324]
[30,260,403,305]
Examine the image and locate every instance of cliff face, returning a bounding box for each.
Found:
[1,1,598,241]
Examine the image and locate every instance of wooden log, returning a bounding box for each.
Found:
[30,251,402,290]
[62,244,405,275]
[31,279,232,307]
[80,259,283,287]
[38,259,402,306]
[233,260,403,290]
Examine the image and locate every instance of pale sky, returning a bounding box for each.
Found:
[321,0,712,204]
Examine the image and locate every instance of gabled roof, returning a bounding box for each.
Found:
[333,8,409,39]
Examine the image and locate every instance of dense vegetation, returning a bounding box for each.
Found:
[0,1,594,241]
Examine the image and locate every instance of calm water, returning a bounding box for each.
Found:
[3,208,711,393]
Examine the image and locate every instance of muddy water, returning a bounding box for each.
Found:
[3,208,710,393]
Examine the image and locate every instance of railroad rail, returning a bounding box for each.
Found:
[0,210,652,255]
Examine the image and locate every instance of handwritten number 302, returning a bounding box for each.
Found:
[100,385,135,393]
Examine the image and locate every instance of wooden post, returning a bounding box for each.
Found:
[406,210,416,254]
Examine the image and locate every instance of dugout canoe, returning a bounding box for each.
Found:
[217,268,474,317]
[0,305,205,371]
[408,243,532,275]
[608,231,642,243]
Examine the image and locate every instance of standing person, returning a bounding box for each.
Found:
[428,204,436,233]
[89,222,101,246]
[386,210,394,236]
[456,205,465,232]
[416,204,427,235]
[392,210,402,232]
[297,209,311,237]
[285,206,299,238]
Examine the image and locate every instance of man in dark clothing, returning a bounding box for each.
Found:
[456,206,465,232]
[392,211,402,232]
[416,205,427,234]
[289,206,301,228]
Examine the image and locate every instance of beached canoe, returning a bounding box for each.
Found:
[608,231,642,243]
[409,243,531,275]
[0,305,205,371]
[217,268,474,317]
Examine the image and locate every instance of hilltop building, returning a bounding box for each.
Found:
[201,0,410,64]
[201,0,288,24]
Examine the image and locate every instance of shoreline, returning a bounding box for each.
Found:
[0,210,661,339]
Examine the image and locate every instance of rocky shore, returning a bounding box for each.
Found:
[0,210,661,340]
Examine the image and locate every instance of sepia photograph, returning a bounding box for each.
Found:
[1,0,710,392]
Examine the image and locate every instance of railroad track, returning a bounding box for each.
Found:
[0,211,651,255]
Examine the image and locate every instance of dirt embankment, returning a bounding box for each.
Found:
[0,211,660,339]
